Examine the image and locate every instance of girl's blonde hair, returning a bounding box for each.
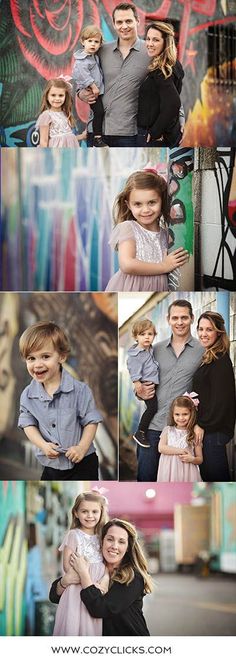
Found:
[19,321,71,359]
[146,22,177,78]
[40,78,75,127]
[197,311,229,364]
[101,519,153,594]
[80,24,103,44]
[113,170,169,226]
[169,395,196,444]
[132,318,156,339]
[71,492,108,535]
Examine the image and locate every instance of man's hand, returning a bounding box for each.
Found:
[135,381,155,400]
[65,446,85,463]
[78,89,96,104]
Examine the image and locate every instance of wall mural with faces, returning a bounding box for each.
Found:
[0,1,235,147]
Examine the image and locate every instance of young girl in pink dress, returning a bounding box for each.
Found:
[53,490,109,636]
[105,171,189,292]
[157,394,203,482]
[36,78,80,147]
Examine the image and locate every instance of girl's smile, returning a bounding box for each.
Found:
[173,406,191,429]
[75,501,101,534]
[127,188,162,231]
[47,86,66,111]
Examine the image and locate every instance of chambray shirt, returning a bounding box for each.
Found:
[18,368,102,470]
[72,50,104,94]
[148,335,204,431]
[87,38,149,136]
[127,344,160,385]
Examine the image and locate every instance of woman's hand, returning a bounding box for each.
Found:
[194,424,204,445]
[70,552,89,575]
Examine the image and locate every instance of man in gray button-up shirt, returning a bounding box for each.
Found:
[135,300,204,481]
[78,3,149,147]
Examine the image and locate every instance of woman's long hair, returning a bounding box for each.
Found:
[101,519,153,593]
[197,311,229,364]
[146,22,177,78]
[40,78,75,127]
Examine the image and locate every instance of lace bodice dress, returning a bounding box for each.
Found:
[105,220,169,292]
[36,110,79,147]
[157,426,202,482]
[53,529,105,636]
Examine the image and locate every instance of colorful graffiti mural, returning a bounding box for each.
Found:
[0,481,27,635]
[0,1,235,146]
[1,147,194,292]
[0,292,118,480]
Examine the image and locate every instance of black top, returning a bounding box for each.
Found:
[137,60,184,144]
[49,573,150,637]
[192,352,236,437]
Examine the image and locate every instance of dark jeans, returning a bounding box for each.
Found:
[138,392,158,434]
[200,432,231,482]
[91,96,104,136]
[86,133,137,147]
[137,429,161,482]
[41,452,99,481]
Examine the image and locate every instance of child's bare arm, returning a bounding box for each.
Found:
[23,426,60,458]
[119,240,189,276]
[65,423,98,463]
[39,125,49,147]
[179,446,203,465]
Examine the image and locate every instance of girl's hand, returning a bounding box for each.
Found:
[179,450,193,463]
[161,248,189,273]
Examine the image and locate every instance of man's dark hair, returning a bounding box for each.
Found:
[112,3,138,21]
[167,299,193,318]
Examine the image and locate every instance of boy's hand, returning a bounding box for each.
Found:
[43,442,60,458]
[65,445,85,463]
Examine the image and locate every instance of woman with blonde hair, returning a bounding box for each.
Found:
[193,311,236,481]
[137,21,184,147]
[50,518,152,635]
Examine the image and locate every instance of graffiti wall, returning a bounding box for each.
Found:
[0,1,235,147]
[119,290,236,480]
[194,147,236,290]
[0,481,27,635]
[0,291,118,480]
[1,146,194,291]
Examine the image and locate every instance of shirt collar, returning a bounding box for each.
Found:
[165,334,194,348]
[27,367,74,400]
[129,343,154,356]
[113,37,141,52]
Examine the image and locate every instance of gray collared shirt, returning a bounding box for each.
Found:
[18,367,102,470]
[72,50,104,93]
[150,335,204,431]
[127,344,160,384]
[97,38,149,135]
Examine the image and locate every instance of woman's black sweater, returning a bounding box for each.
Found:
[192,352,236,437]
[137,60,184,144]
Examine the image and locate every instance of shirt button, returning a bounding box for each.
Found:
[52,423,56,428]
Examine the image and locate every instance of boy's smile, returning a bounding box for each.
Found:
[26,340,65,390]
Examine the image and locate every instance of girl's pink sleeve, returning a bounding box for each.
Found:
[36,110,51,127]
[108,220,135,249]
[58,529,78,553]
